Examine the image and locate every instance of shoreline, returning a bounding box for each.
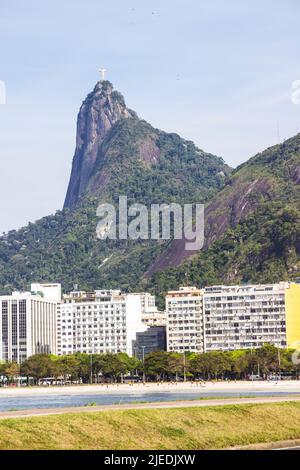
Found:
[0,395,300,419]
[0,379,300,397]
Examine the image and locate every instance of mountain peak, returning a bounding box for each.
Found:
[64,81,137,209]
[93,80,115,97]
[96,79,113,89]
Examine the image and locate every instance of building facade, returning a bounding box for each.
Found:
[1,280,298,363]
[132,326,167,358]
[166,287,204,353]
[57,290,147,356]
[165,283,300,353]
[130,292,166,327]
[31,283,62,302]
[284,282,300,349]
[141,310,167,327]
[203,283,287,351]
[0,289,58,363]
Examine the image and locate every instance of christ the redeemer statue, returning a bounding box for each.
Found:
[99,68,107,81]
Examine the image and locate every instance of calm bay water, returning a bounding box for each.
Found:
[0,390,300,411]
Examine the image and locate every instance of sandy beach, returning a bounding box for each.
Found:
[0,380,299,397]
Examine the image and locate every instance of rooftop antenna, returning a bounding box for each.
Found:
[99,67,107,81]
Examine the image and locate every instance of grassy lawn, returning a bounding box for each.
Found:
[1,402,300,449]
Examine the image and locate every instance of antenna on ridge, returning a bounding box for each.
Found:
[276,121,281,144]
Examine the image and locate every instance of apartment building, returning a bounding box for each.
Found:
[165,282,300,353]
[166,286,204,353]
[130,292,166,327]
[57,289,147,356]
[2,279,298,363]
[203,283,287,351]
[0,284,59,363]
[31,283,62,302]
[141,310,167,327]
[284,282,300,349]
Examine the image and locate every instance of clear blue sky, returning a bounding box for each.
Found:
[0,0,299,232]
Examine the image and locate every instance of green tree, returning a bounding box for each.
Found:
[190,352,232,380]
[255,344,281,376]
[4,362,20,384]
[20,354,54,384]
[56,355,80,381]
[229,350,251,378]
[167,353,185,380]
[91,353,130,383]
[144,351,169,380]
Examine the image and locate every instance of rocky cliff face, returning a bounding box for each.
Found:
[0,81,231,294]
[146,134,300,281]
[64,81,137,208]
[145,175,274,277]
[63,80,230,211]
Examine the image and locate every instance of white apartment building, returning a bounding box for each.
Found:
[130,292,166,327]
[0,285,58,363]
[31,283,62,302]
[165,283,298,353]
[141,310,167,327]
[134,292,157,312]
[57,290,147,356]
[166,287,204,353]
[203,283,287,351]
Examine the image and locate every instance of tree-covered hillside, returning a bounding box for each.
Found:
[146,134,300,297]
[2,80,299,297]
[0,87,230,294]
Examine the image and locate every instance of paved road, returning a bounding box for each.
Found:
[275,446,300,450]
[0,395,300,420]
